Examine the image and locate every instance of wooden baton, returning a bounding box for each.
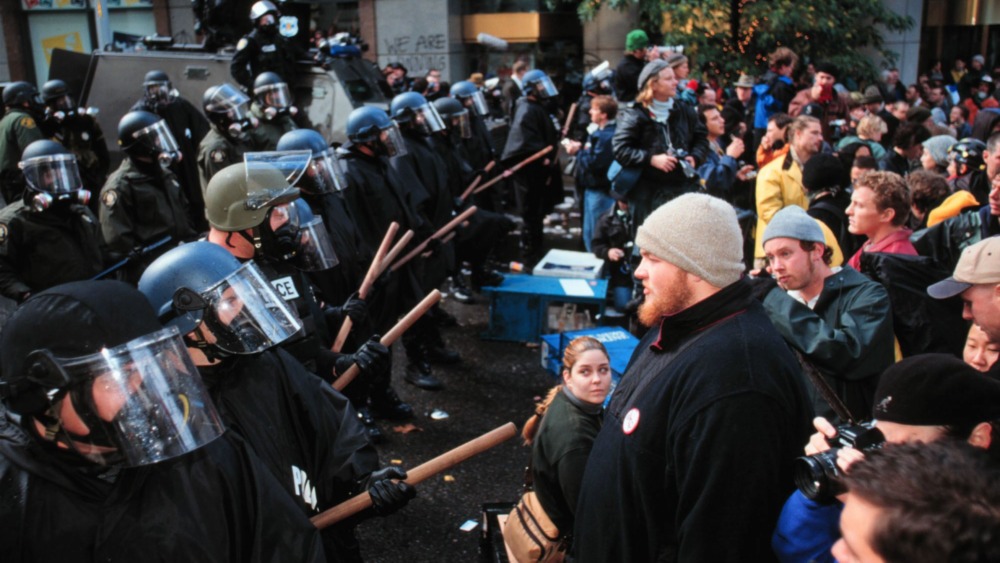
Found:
[473,145,553,195]
[331,222,399,353]
[458,160,496,204]
[561,102,578,138]
[310,422,518,528]
[390,206,478,272]
[331,289,442,391]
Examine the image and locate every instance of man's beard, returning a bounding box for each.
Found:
[637,277,694,327]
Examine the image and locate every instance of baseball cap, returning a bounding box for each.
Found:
[927,237,1000,299]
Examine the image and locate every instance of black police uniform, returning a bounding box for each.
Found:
[0,201,105,301]
[302,190,369,313]
[0,108,44,203]
[501,96,560,257]
[0,415,327,562]
[132,96,211,231]
[199,347,380,562]
[44,113,110,212]
[230,29,303,92]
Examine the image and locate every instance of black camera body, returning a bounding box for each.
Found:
[793,422,885,502]
[669,148,698,179]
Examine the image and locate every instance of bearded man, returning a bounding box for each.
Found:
[573,193,812,562]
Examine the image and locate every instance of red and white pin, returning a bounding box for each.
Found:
[622,408,640,434]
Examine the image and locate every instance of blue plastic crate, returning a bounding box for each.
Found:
[481,274,608,342]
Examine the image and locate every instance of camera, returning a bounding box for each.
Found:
[793,422,884,502]
[670,148,698,179]
[737,160,758,180]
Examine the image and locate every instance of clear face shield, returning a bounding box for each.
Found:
[289,200,339,271]
[254,82,294,119]
[447,109,472,139]
[143,81,175,108]
[379,121,408,158]
[19,153,89,211]
[132,119,182,168]
[43,326,225,467]
[207,84,257,140]
[243,151,309,209]
[304,149,347,193]
[463,90,489,117]
[47,94,76,113]
[411,103,446,135]
[191,261,302,355]
[530,75,559,99]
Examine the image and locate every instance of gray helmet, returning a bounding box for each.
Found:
[204,161,300,231]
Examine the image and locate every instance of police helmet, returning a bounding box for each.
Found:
[277,129,346,193]
[433,97,472,139]
[521,69,559,99]
[40,79,70,103]
[0,280,223,466]
[949,138,987,171]
[3,81,42,108]
[346,106,407,157]
[252,72,294,115]
[390,91,445,134]
[450,80,489,116]
[19,140,88,210]
[143,70,171,87]
[118,110,181,166]
[203,84,256,138]
[249,1,279,24]
[204,161,299,231]
[138,241,301,358]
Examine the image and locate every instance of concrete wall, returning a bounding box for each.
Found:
[866,0,925,84]
[0,15,10,82]
[166,0,196,41]
[582,4,640,72]
[373,0,465,82]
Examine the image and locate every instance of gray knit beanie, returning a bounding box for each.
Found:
[635,193,744,287]
[923,135,958,169]
[637,59,670,91]
[762,205,825,246]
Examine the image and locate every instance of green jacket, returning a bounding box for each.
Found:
[761,266,894,421]
[531,388,602,534]
[249,103,297,151]
[197,127,248,195]
[99,158,195,255]
[0,108,44,202]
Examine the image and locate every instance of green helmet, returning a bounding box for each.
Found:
[204,161,300,231]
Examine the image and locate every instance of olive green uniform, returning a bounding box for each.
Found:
[249,103,297,151]
[197,127,249,195]
[0,109,45,203]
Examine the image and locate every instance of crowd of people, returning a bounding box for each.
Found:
[1,5,1000,561]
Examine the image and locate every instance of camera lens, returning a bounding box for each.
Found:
[793,450,845,502]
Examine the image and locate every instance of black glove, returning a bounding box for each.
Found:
[372,269,393,292]
[325,292,368,327]
[453,196,466,210]
[747,274,778,301]
[366,466,415,516]
[334,335,389,378]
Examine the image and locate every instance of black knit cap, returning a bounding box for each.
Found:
[872,353,1000,426]
[801,152,845,193]
[814,61,839,78]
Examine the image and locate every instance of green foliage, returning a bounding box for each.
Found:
[568,0,913,85]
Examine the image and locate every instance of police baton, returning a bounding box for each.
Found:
[390,206,477,272]
[457,160,496,204]
[311,422,518,528]
[91,236,173,280]
[561,102,578,138]
[332,289,442,391]
[331,222,399,353]
[472,145,554,195]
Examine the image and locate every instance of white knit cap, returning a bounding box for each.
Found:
[635,193,744,287]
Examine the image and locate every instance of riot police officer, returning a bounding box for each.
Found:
[201,160,391,404]
[250,71,299,150]
[100,110,195,282]
[40,79,110,212]
[198,83,258,192]
[0,82,46,203]
[388,92,463,389]
[0,280,327,561]
[138,241,414,561]
[501,69,561,262]
[0,140,105,302]
[132,70,211,230]
[230,1,307,91]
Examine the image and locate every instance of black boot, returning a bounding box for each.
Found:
[369,386,414,420]
[355,406,385,444]
[404,359,444,391]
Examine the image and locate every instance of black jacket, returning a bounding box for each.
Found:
[591,205,633,289]
[614,54,645,103]
[501,97,558,164]
[201,349,379,562]
[574,280,811,562]
[0,416,326,562]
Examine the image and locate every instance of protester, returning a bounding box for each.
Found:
[907,169,951,229]
[756,112,793,168]
[846,170,917,271]
[613,59,708,234]
[696,103,754,200]
[615,30,648,103]
[564,95,618,252]
[520,336,611,546]
[574,193,811,562]
[920,134,958,175]
[963,323,999,372]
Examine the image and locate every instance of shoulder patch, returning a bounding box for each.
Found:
[0,223,8,245]
[237,38,249,51]
[19,116,36,129]
[101,190,118,209]
[211,149,227,163]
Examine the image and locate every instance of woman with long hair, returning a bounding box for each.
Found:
[521,336,612,542]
